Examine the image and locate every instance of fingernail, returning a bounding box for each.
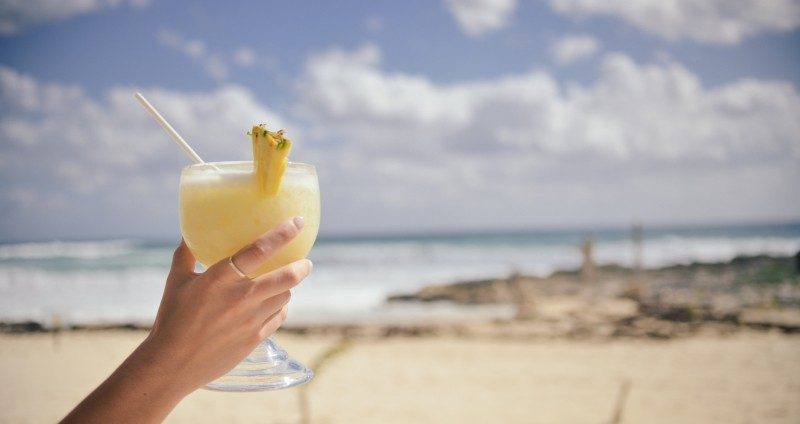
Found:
[293,216,305,229]
[307,259,313,270]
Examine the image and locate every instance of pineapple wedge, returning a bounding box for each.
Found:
[250,124,292,197]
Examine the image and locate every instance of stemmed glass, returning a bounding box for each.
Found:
[179,161,320,391]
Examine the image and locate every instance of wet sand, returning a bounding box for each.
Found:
[1,330,799,423]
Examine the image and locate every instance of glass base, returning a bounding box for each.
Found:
[204,337,313,392]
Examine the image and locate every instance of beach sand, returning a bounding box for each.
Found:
[1,330,799,423]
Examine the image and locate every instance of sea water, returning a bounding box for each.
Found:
[1,222,798,327]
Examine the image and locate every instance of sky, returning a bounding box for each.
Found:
[0,0,799,241]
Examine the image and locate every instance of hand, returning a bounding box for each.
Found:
[60,217,312,424]
[145,215,313,394]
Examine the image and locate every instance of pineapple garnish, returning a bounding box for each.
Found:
[248,124,292,197]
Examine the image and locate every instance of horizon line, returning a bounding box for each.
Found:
[1,218,799,245]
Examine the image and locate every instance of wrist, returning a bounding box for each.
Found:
[60,335,191,424]
[122,336,194,404]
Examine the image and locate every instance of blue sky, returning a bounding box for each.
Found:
[1,0,799,240]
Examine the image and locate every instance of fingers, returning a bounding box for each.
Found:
[259,305,289,339]
[234,217,305,276]
[251,259,312,301]
[247,259,310,339]
[169,240,196,279]
[258,291,292,320]
[203,216,305,283]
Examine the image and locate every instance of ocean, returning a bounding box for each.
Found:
[1,223,799,327]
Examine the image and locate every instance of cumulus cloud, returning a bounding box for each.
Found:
[2,44,799,239]
[158,30,229,81]
[0,0,150,34]
[444,0,517,36]
[298,44,800,162]
[551,34,600,65]
[294,44,800,232]
[0,65,291,239]
[548,0,800,44]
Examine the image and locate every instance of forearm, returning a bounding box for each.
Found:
[61,224,307,422]
[60,337,188,424]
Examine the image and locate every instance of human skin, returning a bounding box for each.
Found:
[60,216,312,424]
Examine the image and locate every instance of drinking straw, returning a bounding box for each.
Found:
[134,92,218,169]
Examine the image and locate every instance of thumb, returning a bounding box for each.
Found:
[169,239,196,278]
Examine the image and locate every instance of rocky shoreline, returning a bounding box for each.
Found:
[383,254,800,339]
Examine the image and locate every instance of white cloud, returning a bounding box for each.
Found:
[296,44,469,131]
[158,30,204,58]
[231,46,287,86]
[551,34,600,65]
[0,0,150,34]
[548,0,800,44]
[158,30,229,81]
[0,65,291,239]
[2,45,799,239]
[298,44,800,162]
[444,0,517,36]
[294,44,800,232]
[159,34,280,82]
[233,47,256,68]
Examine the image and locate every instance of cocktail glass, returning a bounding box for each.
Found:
[179,161,320,391]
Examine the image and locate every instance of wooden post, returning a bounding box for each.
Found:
[626,222,646,301]
[580,235,595,284]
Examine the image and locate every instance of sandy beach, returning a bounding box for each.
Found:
[1,330,798,423]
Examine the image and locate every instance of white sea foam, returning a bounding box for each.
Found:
[0,266,166,326]
[0,240,136,260]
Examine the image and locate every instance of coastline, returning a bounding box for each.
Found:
[3,224,799,328]
[4,253,798,340]
[2,253,799,423]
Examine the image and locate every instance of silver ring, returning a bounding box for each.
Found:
[228,256,248,278]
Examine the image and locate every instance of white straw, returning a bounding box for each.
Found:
[134,92,217,169]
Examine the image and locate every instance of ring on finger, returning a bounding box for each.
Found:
[228,256,248,279]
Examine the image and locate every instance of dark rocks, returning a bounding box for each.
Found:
[0,321,46,333]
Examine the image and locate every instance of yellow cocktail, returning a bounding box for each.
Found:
[180,161,320,275]
[179,160,320,392]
